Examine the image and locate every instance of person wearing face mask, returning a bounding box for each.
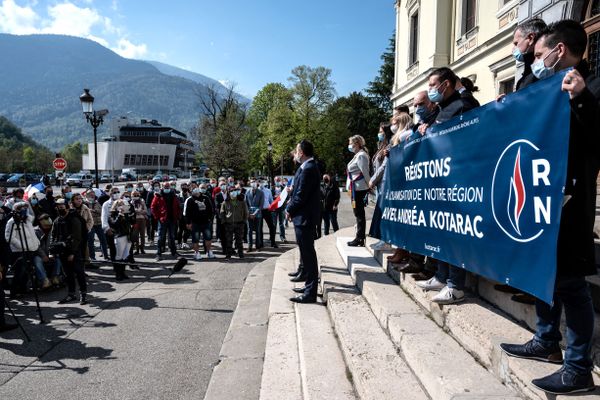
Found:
[29,194,43,219]
[346,135,371,247]
[177,183,192,250]
[417,67,476,306]
[61,186,73,202]
[220,186,248,259]
[51,199,87,305]
[184,184,215,260]
[101,187,121,262]
[390,113,414,146]
[109,198,135,281]
[70,193,93,266]
[456,77,480,109]
[136,182,147,205]
[368,123,394,250]
[272,176,287,243]
[259,180,278,248]
[513,18,548,91]
[500,20,600,395]
[34,213,62,287]
[321,174,340,236]
[39,187,58,220]
[150,182,181,261]
[130,190,148,255]
[124,184,134,194]
[85,191,109,261]
[146,181,160,245]
[245,179,264,252]
[213,181,229,253]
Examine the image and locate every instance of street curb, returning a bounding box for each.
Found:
[203,258,276,400]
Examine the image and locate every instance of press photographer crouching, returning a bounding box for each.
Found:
[35,213,64,288]
[51,198,87,305]
[4,202,48,297]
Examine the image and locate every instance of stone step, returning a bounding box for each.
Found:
[260,247,356,400]
[335,236,520,400]
[357,231,600,399]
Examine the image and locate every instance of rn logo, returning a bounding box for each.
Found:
[491,139,552,243]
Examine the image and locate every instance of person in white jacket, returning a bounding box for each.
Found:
[4,202,48,295]
[346,134,371,247]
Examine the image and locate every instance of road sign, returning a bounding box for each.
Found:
[53,158,67,170]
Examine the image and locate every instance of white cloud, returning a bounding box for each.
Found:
[112,37,147,58]
[0,0,39,34]
[0,0,148,59]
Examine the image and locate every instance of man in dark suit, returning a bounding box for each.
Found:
[286,140,321,303]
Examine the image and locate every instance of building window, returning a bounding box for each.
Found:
[142,155,148,166]
[136,155,143,166]
[590,31,600,78]
[592,0,600,16]
[124,154,130,165]
[584,0,600,78]
[499,78,515,95]
[462,0,477,34]
[153,155,159,166]
[409,12,419,66]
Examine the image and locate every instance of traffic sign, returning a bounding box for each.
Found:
[53,158,67,170]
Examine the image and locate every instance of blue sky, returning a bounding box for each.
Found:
[0,0,395,98]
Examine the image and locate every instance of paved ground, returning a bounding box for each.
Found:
[0,189,369,400]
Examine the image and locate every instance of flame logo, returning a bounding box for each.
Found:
[507,147,526,235]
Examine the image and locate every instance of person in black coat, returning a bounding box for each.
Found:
[513,18,547,91]
[501,20,600,395]
[287,140,321,303]
[322,174,340,235]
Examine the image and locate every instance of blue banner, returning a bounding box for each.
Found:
[379,72,571,303]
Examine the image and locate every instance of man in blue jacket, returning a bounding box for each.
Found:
[286,140,321,303]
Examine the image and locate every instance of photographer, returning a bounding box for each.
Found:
[51,199,87,305]
[4,202,47,297]
[35,214,63,287]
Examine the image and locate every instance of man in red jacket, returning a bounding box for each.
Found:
[151,182,180,261]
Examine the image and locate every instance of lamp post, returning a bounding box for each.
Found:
[267,140,274,190]
[79,89,108,188]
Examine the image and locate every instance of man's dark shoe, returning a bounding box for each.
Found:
[80,293,88,305]
[396,259,423,273]
[500,339,563,364]
[531,366,595,395]
[289,295,317,304]
[58,294,77,304]
[493,284,520,294]
[292,287,306,293]
[290,274,307,283]
[271,242,279,248]
[288,264,303,276]
[0,322,18,333]
[238,250,244,259]
[347,239,365,247]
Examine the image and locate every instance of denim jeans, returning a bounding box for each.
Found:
[88,224,109,259]
[322,209,339,235]
[32,255,48,282]
[534,275,594,375]
[157,220,177,256]
[273,208,286,240]
[247,216,263,248]
[434,261,466,290]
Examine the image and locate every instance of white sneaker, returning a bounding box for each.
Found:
[207,251,215,259]
[432,286,464,304]
[194,252,202,261]
[416,276,445,291]
[370,240,385,249]
[180,243,190,250]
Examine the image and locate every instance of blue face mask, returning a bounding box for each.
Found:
[231,191,239,198]
[163,188,171,194]
[512,47,524,62]
[377,133,385,142]
[31,199,38,205]
[65,192,73,200]
[347,145,354,153]
[427,83,445,103]
[531,47,559,80]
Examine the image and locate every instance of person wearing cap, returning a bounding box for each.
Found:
[52,198,87,304]
[35,213,63,287]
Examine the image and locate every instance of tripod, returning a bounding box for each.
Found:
[12,220,45,324]
[2,295,30,341]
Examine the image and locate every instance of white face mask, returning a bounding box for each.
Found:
[390,124,399,134]
[112,193,119,200]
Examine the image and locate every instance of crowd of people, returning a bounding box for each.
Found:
[344,19,599,395]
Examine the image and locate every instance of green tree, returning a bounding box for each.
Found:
[62,141,84,172]
[23,146,36,172]
[366,32,396,116]
[195,84,249,176]
[288,65,336,142]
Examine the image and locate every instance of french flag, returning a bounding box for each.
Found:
[268,187,288,211]
[23,182,46,201]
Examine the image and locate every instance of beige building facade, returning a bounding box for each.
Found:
[391,0,599,110]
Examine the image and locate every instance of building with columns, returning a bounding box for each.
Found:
[391,0,600,110]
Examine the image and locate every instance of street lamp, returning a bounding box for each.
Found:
[267,140,274,191]
[79,88,108,188]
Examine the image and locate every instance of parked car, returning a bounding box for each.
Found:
[66,173,94,187]
[168,175,177,181]
[119,173,136,182]
[6,173,38,186]
[0,173,11,183]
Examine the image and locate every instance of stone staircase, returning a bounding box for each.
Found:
[258,226,600,400]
